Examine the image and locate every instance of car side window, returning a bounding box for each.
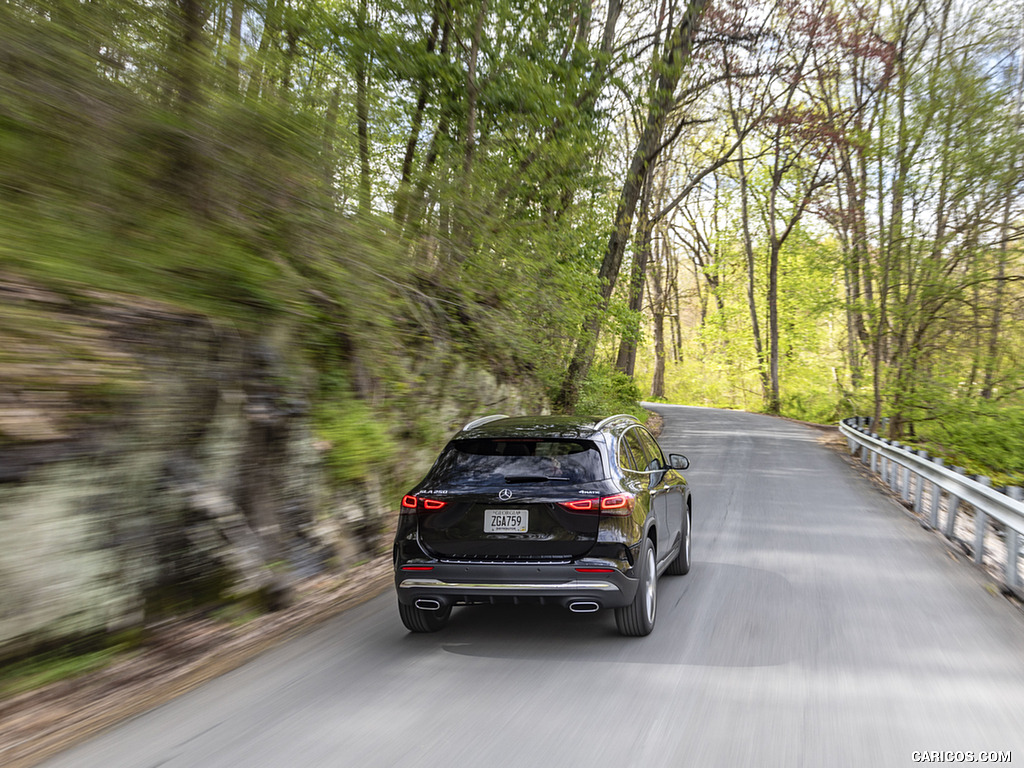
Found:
[617,432,638,471]
[637,428,665,471]
[620,428,647,472]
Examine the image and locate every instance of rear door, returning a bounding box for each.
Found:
[635,427,682,565]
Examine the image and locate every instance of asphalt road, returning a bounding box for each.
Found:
[44,405,1024,768]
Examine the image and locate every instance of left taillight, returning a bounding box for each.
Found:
[400,495,447,514]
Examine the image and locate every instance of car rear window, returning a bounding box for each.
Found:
[425,438,604,487]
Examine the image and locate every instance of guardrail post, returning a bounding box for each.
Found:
[889,443,901,492]
[905,456,913,505]
[973,476,991,565]
[928,457,944,529]
[944,467,968,540]
[1006,487,1022,589]
[914,450,927,513]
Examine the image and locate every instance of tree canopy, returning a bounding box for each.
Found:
[2,0,1023,480]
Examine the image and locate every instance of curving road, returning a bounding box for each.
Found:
[44,405,1024,767]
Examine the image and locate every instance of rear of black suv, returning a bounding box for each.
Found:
[393,414,688,635]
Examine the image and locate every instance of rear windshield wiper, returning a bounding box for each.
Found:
[503,475,572,483]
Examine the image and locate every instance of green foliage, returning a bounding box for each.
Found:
[914,402,1024,487]
[0,634,141,698]
[574,362,646,420]
[314,389,397,486]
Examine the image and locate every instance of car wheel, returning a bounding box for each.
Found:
[615,538,656,636]
[666,508,691,576]
[398,601,452,633]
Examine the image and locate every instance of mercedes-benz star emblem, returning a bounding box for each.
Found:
[498,489,513,501]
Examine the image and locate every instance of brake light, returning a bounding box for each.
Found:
[559,494,635,515]
[400,495,448,513]
[560,498,598,512]
[600,494,634,513]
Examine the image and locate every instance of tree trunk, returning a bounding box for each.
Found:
[736,142,769,404]
[246,0,280,102]
[554,0,710,412]
[463,0,486,181]
[168,0,210,217]
[614,178,654,376]
[227,0,244,93]
[649,245,667,400]
[395,7,443,225]
[355,0,372,215]
[322,84,341,190]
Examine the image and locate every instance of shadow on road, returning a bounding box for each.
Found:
[397,561,829,669]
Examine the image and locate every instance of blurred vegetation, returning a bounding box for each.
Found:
[0,634,142,698]
[0,0,645,492]
[1,0,1021,520]
[1,0,657,683]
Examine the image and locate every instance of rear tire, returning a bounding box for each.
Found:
[615,538,656,636]
[666,508,691,576]
[398,601,452,632]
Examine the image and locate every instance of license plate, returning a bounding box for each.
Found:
[484,509,529,533]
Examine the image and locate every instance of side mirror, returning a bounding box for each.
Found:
[668,454,689,470]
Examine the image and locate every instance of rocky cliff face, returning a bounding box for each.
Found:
[0,275,537,660]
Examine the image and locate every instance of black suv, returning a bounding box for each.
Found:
[393,414,691,636]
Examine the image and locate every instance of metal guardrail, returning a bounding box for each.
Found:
[839,417,1024,594]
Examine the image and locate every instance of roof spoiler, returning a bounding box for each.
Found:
[461,414,509,431]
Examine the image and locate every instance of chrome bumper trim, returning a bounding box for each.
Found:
[398,578,619,592]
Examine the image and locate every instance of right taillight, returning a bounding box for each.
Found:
[599,493,635,516]
[559,494,635,516]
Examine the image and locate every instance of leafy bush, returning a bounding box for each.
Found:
[574,362,646,420]
[916,402,1024,486]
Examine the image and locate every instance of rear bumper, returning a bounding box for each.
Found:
[394,561,638,609]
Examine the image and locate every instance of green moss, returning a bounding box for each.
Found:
[0,635,142,699]
[314,395,397,485]
[210,599,264,628]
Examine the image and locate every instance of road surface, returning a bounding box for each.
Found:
[43,405,1024,767]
